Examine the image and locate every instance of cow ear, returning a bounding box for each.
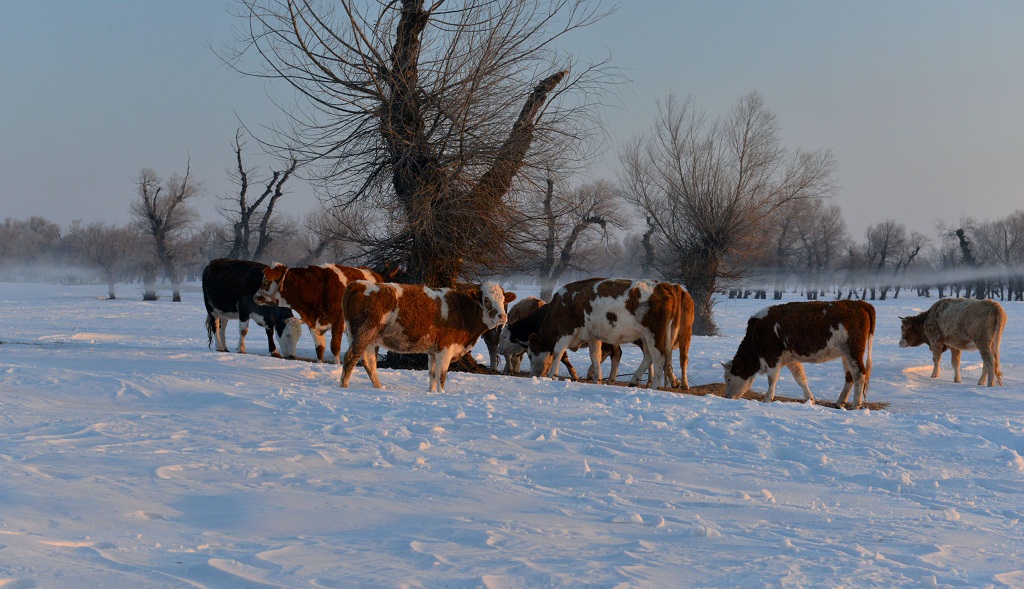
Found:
[465,288,482,302]
[504,292,517,304]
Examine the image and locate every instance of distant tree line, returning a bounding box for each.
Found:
[5,99,1022,333]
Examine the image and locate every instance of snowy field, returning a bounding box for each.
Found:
[1,280,1023,589]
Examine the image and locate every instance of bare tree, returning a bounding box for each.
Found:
[221,129,299,262]
[226,0,613,286]
[65,222,139,299]
[522,177,624,299]
[619,92,835,335]
[937,218,987,299]
[130,165,201,301]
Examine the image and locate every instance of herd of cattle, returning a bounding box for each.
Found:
[202,259,1008,408]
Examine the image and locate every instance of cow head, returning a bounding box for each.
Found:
[275,317,303,359]
[472,282,516,329]
[254,264,289,307]
[496,325,521,358]
[722,361,756,400]
[898,315,927,348]
[527,333,556,378]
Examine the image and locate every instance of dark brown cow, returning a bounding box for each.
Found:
[341,281,517,392]
[899,298,1006,386]
[723,300,875,408]
[202,259,302,358]
[253,263,384,363]
[483,296,544,372]
[527,278,687,389]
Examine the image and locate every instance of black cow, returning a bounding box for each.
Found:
[202,259,302,358]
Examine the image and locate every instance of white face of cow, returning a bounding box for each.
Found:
[276,317,303,358]
[496,326,521,357]
[480,282,512,329]
[722,361,755,399]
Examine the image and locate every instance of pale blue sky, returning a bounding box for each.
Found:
[2,1,1022,236]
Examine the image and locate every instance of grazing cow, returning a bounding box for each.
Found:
[723,300,875,408]
[341,282,516,392]
[483,296,544,372]
[899,298,1006,386]
[527,278,686,389]
[499,302,621,379]
[253,263,384,363]
[201,259,302,358]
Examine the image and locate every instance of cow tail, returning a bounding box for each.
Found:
[205,314,215,350]
[865,304,876,391]
[993,305,1008,377]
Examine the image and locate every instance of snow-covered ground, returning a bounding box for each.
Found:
[1,280,1022,588]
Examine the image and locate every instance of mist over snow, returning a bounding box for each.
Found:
[1,281,1023,588]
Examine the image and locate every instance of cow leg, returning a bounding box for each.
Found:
[628,356,649,387]
[588,340,604,384]
[661,344,676,389]
[929,345,943,379]
[264,325,281,358]
[362,348,381,388]
[341,330,376,388]
[851,371,866,410]
[486,339,499,373]
[787,362,814,404]
[561,356,579,381]
[764,365,782,403]
[330,325,343,364]
[430,348,456,393]
[950,348,962,383]
[607,344,622,383]
[506,352,521,375]
[213,315,230,352]
[677,334,691,390]
[836,367,854,408]
[546,339,572,379]
[629,344,653,386]
[427,353,438,392]
[235,308,254,354]
[978,346,998,387]
[309,326,328,363]
[643,336,667,390]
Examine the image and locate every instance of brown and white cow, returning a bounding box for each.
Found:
[340,281,516,392]
[526,278,687,389]
[723,300,875,408]
[253,263,384,363]
[483,296,544,372]
[899,298,1006,386]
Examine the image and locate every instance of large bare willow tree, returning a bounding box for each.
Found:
[228,0,610,285]
[620,92,836,335]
